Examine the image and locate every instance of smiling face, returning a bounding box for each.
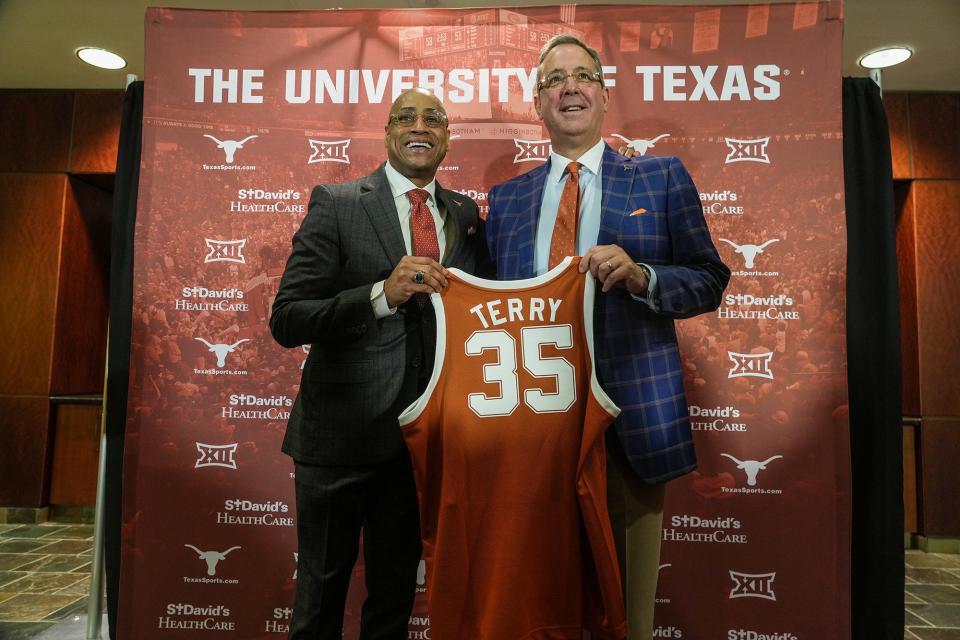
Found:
[384,89,450,187]
[534,43,609,159]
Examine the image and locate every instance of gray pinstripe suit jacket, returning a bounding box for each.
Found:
[270,164,490,465]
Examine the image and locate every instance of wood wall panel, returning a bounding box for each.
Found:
[70,91,124,174]
[918,419,960,535]
[894,182,920,416]
[913,181,960,417]
[903,424,917,533]
[0,396,52,506]
[0,92,73,173]
[50,178,111,395]
[909,94,960,180]
[884,93,912,180]
[0,174,66,395]
[49,404,101,505]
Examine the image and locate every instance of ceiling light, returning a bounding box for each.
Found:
[76,47,127,70]
[858,47,912,69]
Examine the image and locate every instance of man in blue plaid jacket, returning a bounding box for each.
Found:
[486,34,730,639]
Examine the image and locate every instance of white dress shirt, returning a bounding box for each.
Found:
[535,139,658,307]
[370,161,446,317]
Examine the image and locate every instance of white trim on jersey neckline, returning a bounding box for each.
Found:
[446,255,575,290]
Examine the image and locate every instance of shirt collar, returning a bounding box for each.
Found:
[548,138,605,183]
[384,161,437,202]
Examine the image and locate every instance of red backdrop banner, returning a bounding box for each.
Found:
[121,4,849,639]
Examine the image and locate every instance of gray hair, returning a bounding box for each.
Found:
[537,34,604,84]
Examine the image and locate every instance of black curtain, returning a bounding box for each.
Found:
[843,77,904,639]
[104,81,143,640]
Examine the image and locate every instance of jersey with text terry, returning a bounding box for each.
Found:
[400,256,627,640]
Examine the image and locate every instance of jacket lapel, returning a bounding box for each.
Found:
[360,164,407,266]
[435,184,473,268]
[598,143,635,245]
[515,162,549,278]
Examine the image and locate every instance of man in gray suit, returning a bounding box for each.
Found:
[270,88,491,640]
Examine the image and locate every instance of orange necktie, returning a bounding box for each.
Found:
[548,161,581,269]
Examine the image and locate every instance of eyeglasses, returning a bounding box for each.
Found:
[388,110,448,128]
[537,69,603,92]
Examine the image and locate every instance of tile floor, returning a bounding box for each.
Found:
[905,549,960,638]
[0,523,100,640]
[0,523,957,638]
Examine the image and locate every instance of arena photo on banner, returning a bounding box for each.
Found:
[120,3,848,638]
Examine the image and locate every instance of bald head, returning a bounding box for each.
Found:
[388,88,444,119]
[384,88,450,187]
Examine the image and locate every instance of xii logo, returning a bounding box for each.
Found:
[727,351,774,379]
[308,139,351,164]
[724,137,771,164]
[729,570,777,601]
[205,239,247,264]
[513,139,552,163]
[195,442,238,470]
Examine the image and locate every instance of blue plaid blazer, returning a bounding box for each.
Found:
[487,144,730,483]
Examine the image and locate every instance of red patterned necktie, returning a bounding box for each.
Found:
[549,161,581,269]
[407,188,439,306]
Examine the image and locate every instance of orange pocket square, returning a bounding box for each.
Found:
[630,208,647,216]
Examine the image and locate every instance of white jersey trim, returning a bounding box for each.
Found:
[399,288,446,427]
[583,273,620,419]
[448,255,575,290]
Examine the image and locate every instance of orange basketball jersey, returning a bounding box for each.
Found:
[399,257,627,640]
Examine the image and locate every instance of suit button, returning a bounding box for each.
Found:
[358,323,367,333]
[411,356,422,368]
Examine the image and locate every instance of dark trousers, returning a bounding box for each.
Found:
[290,451,421,640]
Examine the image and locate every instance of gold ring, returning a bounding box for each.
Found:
[605,260,614,270]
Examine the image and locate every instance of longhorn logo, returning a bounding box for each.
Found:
[308,139,351,164]
[727,351,774,379]
[184,544,241,576]
[204,238,247,264]
[719,238,779,269]
[417,559,426,586]
[724,137,770,164]
[610,133,670,156]
[721,453,783,486]
[203,134,257,164]
[195,442,238,469]
[195,337,250,368]
[513,139,552,163]
[729,570,777,600]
